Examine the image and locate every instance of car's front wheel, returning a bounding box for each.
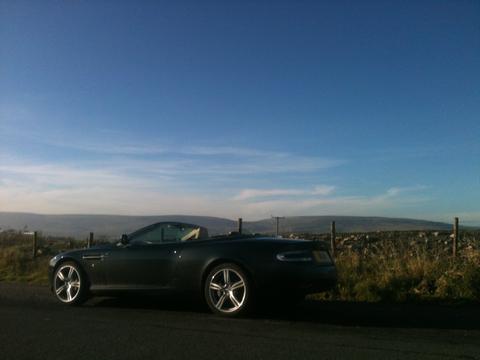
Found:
[204,263,253,316]
[53,261,88,305]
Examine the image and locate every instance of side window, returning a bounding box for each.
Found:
[130,224,202,244]
[130,226,166,244]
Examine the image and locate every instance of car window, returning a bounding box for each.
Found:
[130,223,202,244]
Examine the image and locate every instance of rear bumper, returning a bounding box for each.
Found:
[258,263,337,296]
[289,264,337,293]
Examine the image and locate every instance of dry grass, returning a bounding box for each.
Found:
[328,250,480,302]
[0,231,82,284]
[0,245,49,283]
[308,231,480,303]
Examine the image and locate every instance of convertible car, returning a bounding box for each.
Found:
[49,222,337,316]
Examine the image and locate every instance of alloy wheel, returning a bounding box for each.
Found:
[54,264,81,303]
[208,268,246,313]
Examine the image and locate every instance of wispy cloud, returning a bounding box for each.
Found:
[0,152,340,216]
[0,124,344,175]
[0,156,433,219]
[238,186,431,218]
[233,185,336,200]
[233,188,307,201]
[312,185,336,196]
[0,126,444,220]
[3,126,311,159]
[0,163,429,219]
[64,141,343,174]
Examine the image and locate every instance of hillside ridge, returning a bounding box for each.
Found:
[0,211,456,239]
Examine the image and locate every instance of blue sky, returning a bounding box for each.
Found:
[0,0,479,223]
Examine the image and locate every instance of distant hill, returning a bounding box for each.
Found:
[0,212,456,239]
[246,216,454,233]
[0,212,236,238]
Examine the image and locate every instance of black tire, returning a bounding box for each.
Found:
[204,263,253,317]
[53,261,88,306]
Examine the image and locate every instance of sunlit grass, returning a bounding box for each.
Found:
[0,245,49,284]
[309,231,480,303]
[0,231,82,284]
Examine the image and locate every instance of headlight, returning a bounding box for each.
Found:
[276,251,313,262]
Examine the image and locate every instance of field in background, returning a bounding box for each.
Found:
[1,229,479,303]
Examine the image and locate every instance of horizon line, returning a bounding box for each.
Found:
[0,210,473,226]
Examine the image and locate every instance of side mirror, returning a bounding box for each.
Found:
[120,234,129,245]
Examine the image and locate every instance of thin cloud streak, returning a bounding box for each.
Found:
[8,127,321,159]
[240,186,432,219]
[0,125,344,175]
[70,142,344,173]
[233,185,336,200]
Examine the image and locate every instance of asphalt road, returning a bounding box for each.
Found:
[1,283,479,360]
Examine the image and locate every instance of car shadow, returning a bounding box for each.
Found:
[90,294,209,313]
[90,296,480,330]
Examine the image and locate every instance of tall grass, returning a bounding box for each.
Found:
[330,249,480,302]
[0,246,49,283]
[0,230,82,284]
[306,231,480,302]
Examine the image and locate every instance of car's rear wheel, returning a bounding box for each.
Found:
[204,263,253,316]
[53,261,88,305]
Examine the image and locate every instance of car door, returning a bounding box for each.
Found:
[105,223,185,290]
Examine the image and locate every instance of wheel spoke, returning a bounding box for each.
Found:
[67,267,74,280]
[229,293,241,308]
[70,281,80,288]
[57,271,65,281]
[66,287,72,301]
[223,269,230,284]
[209,282,223,291]
[230,280,244,291]
[215,293,227,309]
[56,284,66,295]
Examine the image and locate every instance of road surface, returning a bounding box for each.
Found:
[0,283,479,359]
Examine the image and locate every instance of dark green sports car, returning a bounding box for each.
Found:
[49,222,337,316]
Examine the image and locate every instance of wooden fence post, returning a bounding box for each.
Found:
[238,218,243,234]
[32,231,38,259]
[88,232,94,248]
[453,217,458,258]
[330,221,336,257]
